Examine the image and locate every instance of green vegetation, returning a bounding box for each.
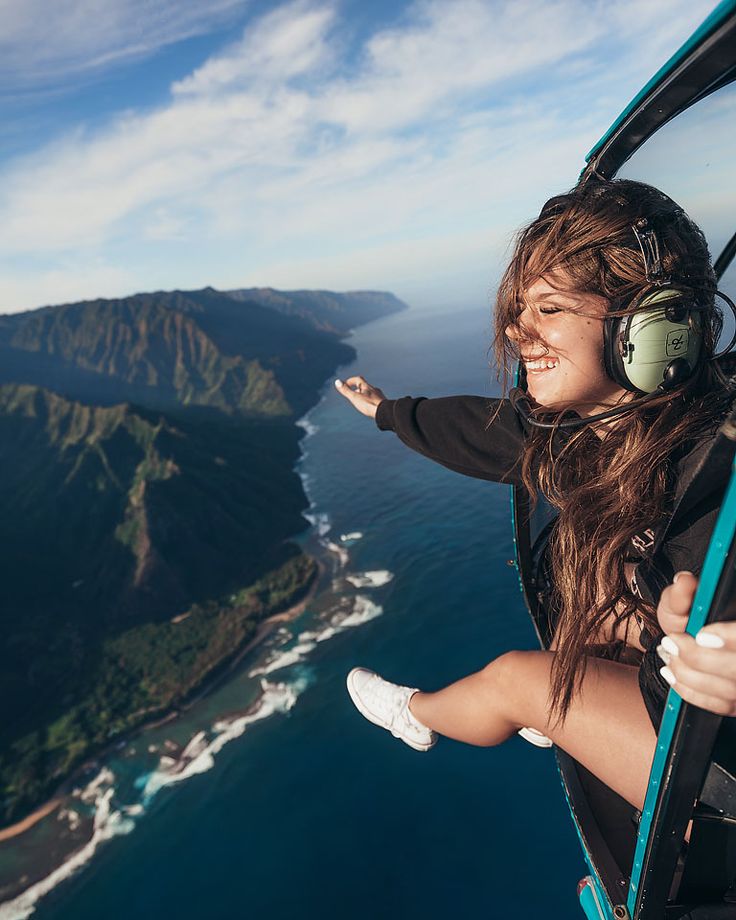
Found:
[1,553,317,825]
[0,383,319,825]
[225,287,407,335]
[0,285,405,828]
[0,287,377,417]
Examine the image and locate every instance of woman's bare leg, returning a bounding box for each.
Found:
[409,650,657,811]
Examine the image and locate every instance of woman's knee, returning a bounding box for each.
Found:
[480,649,545,682]
[477,650,553,725]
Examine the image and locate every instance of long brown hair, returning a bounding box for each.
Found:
[493,178,728,727]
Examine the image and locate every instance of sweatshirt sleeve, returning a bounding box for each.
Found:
[374,395,525,484]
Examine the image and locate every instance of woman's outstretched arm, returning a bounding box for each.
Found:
[335,375,526,484]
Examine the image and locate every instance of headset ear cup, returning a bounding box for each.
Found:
[660,311,702,389]
[603,315,637,391]
[608,289,704,394]
[603,316,617,382]
[661,356,693,390]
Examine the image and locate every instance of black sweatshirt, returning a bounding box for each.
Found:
[375,394,730,729]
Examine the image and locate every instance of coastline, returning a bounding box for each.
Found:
[155,560,325,717]
[0,799,63,845]
[0,561,323,846]
[0,301,407,917]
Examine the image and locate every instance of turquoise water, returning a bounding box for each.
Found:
[24,304,582,919]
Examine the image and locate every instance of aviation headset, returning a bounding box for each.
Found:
[602,216,703,395]
[510,214,734,430]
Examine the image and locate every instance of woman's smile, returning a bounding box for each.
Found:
[507,274,629,416]
[523,355,560,373]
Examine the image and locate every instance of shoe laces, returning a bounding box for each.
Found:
[371,677,413,726]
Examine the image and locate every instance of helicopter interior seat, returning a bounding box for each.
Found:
[673,722,736,909]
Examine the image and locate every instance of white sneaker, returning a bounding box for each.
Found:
[346,668,438,752]
[517,726,553,748]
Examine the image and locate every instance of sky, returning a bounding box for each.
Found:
[0,0,725,314]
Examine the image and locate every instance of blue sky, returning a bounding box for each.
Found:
[0,0,722,313]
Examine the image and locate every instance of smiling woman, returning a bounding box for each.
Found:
[490,179,729,727]
[337,176,733,817]
[505,277,623,415]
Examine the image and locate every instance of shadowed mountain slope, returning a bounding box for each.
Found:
[226,287,406,335]
[0,286,407,825]
[0,286,405,417]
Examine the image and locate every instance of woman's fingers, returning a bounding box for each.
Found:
[658,625,736,717]
[656,571,698,636]
[342,375,380,395]
[654,572,736,716]
[334,375,386,419]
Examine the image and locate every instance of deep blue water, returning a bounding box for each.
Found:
[30,303,583,919]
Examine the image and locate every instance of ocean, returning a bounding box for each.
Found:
[2,302,583,919]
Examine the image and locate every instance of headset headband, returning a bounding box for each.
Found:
[632,217,669,285]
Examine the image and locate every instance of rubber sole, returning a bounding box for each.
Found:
[517,726,553,748]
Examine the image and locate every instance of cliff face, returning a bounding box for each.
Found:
[0,383,310,624]
[0,287,363,417]
[0,285,408,823]
[225,288,408,335]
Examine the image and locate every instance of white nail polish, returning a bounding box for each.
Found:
[696,631,725,649]
[660,665,677,686]
[334,379,342,388]
[661,635,680,657]
[656,644,671,666]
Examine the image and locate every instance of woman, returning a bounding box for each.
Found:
[335,178,736,814]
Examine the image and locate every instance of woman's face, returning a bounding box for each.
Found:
[506,274,630,416]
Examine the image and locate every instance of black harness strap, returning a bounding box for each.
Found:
[646,385,736,570]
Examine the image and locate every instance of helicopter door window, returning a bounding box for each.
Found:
[615,78,736,353]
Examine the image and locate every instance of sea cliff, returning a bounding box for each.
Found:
[0,286,407,826]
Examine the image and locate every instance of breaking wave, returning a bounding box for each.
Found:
[345,570,393,588]
[296,413,320,439]
[139,679,304,804]
[0,679,306,920]
[303,511,331,537]
[250,595,383,677]
[0,782,134,920]
[322,539,348,568]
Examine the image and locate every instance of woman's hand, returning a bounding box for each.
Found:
[656,571,736,717]
[334,376,387,420]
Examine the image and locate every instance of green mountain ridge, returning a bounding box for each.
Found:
[0,295,288,416]
[0,286,407,826]
[0,287,407,418]
[0,378,312,820]
[0,379,312,629]
[225,287,407,334]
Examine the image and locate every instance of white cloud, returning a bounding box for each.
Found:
[317,0,602,135]
[0,0,248,88]
[143,207,190,242]
[0,0,724,312]
[173,1,337,95]
[0,260,135,313]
